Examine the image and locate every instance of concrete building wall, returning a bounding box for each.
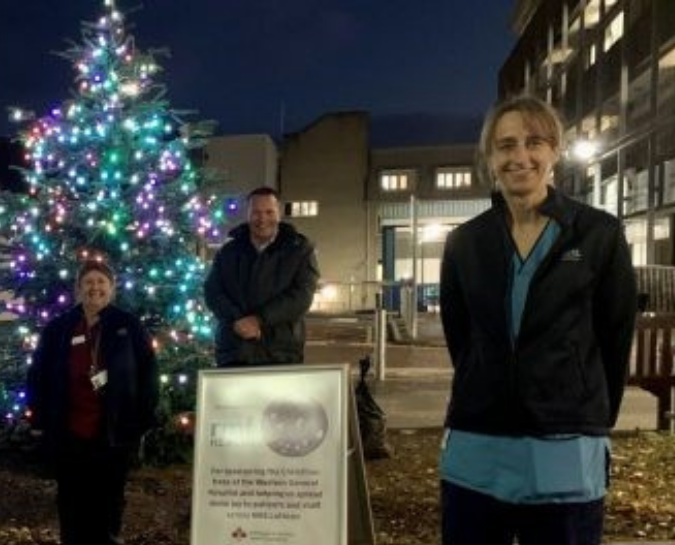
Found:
[203,134,278,228]
[369,144,485,201]
[279,112,370,285]
[277,113,494,312]
[205,134,278,190]
[367,144,490,300]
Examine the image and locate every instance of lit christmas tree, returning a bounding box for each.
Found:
[0,0,223,435]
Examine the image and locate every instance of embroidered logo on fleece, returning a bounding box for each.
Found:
[560,248,583,262]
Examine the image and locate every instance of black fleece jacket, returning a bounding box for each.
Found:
[440,187,637,436]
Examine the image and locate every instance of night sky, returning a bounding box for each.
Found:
[0,1,516,145]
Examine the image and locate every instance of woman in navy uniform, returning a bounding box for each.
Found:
[28,260,158,545]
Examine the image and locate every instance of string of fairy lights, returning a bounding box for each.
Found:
[0,0,234,424]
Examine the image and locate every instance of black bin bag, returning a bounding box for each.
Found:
[355,356,391,459]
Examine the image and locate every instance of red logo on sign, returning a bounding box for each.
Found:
[231,527,247,541]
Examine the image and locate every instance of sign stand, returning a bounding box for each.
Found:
[191,364,376,545]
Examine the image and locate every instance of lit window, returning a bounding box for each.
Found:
[581,115,598,139]
[584,0,601,28]
[603,11,624,52]
[569,16,581,38]
[600,114,618,133]
[660,47,675,69]
[380,170,412,192]
[436,168,472,189]
[286,201,319,217]
[587,44,597,68]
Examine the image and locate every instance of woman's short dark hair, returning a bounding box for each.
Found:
[76,259,115,285]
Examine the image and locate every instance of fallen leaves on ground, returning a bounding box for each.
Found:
[1,430,674,544]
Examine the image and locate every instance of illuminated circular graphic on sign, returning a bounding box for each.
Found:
[262,398,329,457]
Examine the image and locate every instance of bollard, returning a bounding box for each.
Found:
[373,292,387,381]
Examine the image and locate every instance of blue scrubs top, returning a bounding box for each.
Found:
[440,220,609,504]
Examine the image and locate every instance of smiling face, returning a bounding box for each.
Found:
[78,270,114,315]
[488,110,561,201]
[247,193,281,246]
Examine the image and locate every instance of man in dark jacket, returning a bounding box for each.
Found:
[204,187,320,366]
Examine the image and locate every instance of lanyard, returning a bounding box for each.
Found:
[86,321,102,375]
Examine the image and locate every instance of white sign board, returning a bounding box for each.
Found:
[191,365,349,545]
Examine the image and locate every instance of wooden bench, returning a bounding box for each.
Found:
[634,265,675,313]
[629,313,675,431]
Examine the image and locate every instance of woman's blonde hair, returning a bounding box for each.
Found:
[477,95,565,185]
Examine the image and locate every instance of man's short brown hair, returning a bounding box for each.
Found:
[247,186,279,201]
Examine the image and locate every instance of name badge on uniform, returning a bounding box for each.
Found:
[72,334,86,345]
[90,370,108,391]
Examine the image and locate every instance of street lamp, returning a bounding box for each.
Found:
[571,138,599,162]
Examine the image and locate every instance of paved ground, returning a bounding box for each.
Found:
[307,341,658,431]
[306,313,660,431]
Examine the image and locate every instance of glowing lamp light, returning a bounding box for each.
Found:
[571,139,599,162]
[319,284,339,301]
[421,223,445,243]
[160,375,169,384]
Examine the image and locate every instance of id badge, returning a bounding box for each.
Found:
[90,370,108,391]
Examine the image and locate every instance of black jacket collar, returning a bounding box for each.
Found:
[491,185,577,228]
